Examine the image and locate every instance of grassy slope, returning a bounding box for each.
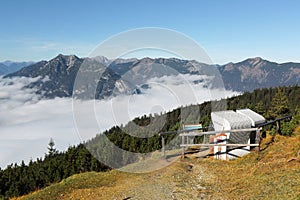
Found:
[198,127,300,199]
[13,161,211,200]
[14,127,300,200]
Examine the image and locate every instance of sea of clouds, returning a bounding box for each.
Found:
[0,74,239,168]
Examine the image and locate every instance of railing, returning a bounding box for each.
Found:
[158,115,292,159]
[159,127,262,158]
[179,127,261,158]
[159,126,211,157]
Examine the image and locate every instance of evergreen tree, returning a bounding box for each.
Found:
[47,138,58,157]
[267,88,290,119]
[254,101,265,115]
[281,108,300,136]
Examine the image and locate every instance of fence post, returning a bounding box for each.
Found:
[255,128,261,154]
[161,136,165,158]
[276,121,281,134]
[181,135,185,158]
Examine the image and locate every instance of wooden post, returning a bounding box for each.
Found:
[181,135,185,159]
[255,128,261,154]
[276,121,281,134]
[181,147,185,159]
[161,136,165,158]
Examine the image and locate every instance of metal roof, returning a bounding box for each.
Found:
[236,109,265,126]
[211,110,252,130]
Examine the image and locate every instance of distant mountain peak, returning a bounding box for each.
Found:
[225,57,268,71]
[111,57,138,64]
[139,57,154,64]
[246,57,265,65]
[89,56,109,64]
[49,54,81,69]
[53,54,79,61]
[250,57,263,61]
[219,57,300,91]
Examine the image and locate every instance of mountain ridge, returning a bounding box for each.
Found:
[219,56,300,91]
[4,54,300,99]
[0,61,34,75]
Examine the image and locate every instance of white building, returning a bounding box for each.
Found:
[211,109,265,160]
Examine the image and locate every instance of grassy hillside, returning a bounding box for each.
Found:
[14,127,300,200]
[198,127,300,199]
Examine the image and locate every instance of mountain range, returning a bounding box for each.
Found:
[219,57,300,91]
[0,61,34,75]
[4,54,300,99]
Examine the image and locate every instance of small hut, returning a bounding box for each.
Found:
[211,109,265,160]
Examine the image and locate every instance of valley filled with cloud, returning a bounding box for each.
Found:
[0,74,238,168]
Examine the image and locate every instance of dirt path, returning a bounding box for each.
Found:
[17,151,219,200]
[61,158,215,200]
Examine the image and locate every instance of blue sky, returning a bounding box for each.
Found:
[0,0,300,64]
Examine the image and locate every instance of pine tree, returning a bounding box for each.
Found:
[267,88,290,119]
[281,108,300,136]
[254,101,265,115]
[47,138,57,157]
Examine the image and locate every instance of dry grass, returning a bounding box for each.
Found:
[13,159,211,200]
[196,129,300,199]
[14,127,300,200]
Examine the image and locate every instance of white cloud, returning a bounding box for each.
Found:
[0,76,41,110]
[0,75,239,168]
